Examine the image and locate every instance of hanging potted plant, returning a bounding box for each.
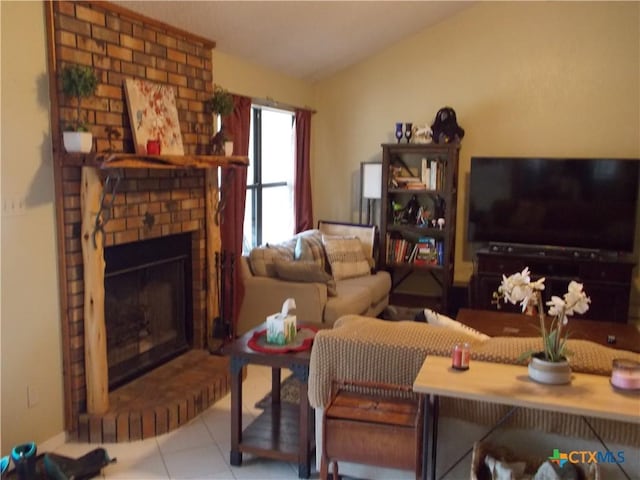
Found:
[206,85,234,155]
[61,64,98,153]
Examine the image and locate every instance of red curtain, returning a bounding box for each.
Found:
[294,108,313,233]
[220,95,251,337]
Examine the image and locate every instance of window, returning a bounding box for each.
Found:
[243,106,295,252]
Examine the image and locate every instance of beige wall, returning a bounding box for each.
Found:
[1,0,639,451]
[213,50,315,113]
[1,1,64,452]
[313,1,640,294]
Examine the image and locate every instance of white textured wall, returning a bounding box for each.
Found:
[1,1,64,452]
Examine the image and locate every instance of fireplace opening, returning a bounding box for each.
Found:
[104,233,193,390]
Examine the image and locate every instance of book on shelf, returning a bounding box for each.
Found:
[429,160,437,190]
[407,244,419,263]
[421,158,430,188]
[413,236,439,266]
[386,234,410,264]
[417,159,445,190]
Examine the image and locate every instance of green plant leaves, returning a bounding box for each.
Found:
[61,64,98,132]
[207,85,234,117]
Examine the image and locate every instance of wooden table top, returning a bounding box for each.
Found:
[457,308,640,353]
[222,322,314,367]
[413,356,640,424]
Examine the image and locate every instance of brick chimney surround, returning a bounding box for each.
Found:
[45,1,247,442]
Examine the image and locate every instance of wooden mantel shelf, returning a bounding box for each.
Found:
[59,152,249,169]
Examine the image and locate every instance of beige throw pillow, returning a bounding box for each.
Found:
[322,235,371,281]
[294,234,325,269]
[273,259,337,296]
[249,239,296,277]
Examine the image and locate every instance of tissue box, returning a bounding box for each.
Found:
[266,313,297,345]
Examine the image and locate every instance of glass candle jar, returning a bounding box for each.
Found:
[451,343,470,370]
[611,359,640,391]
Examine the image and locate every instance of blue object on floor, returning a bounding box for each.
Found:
[10,442,37,480]
[0,456,10,477]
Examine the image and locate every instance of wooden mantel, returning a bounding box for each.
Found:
[60,152,249,170]
[79,154,247,414]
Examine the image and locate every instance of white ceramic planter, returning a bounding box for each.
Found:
[63,131,93,153]
[528,355,571,385]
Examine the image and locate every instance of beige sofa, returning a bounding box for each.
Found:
[237,221,391,335]
[308,315,640,479]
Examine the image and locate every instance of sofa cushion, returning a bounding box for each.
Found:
[339,271,391,306]
[274,258,337,296]
[249,239,296,277]
[324,284,371,325]
[322,235,371,280]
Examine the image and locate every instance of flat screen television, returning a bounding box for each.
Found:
[467,157,640,254]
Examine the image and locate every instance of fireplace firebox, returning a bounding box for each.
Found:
[104,233,193,389]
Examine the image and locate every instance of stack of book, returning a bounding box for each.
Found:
[386,235,443,266]
[394,176,426,190]
[411,237,439,265]
[420,158,445,190]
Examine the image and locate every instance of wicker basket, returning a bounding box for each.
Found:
[470,442,600,480]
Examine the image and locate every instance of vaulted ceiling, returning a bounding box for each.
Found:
[115,1,473,82]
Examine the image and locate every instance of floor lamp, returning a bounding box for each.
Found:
[360,162,382,225]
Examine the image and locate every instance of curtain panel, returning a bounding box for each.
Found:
[221,95,251,336]
[294,108,313,233]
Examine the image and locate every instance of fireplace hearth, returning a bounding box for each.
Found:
[104,233,192,389]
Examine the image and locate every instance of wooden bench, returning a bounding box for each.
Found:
[320,381,423,480]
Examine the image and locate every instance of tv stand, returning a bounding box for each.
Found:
[471,248,635,323]
[487,242,616,260]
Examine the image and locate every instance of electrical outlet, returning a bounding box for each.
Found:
[27,385,39,408]
[2,197,26,217]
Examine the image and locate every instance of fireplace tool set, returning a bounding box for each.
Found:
[209,250,235,354]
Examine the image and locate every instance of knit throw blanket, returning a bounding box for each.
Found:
[308,315,640,446]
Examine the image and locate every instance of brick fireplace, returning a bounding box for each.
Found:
[45,1,238,440]
[62,166,226,441]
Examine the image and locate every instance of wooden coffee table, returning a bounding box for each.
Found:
[223,323,315,479]
[456,308,640,353]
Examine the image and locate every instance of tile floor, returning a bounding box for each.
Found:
[55,365,310,479]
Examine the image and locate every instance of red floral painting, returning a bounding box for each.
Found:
[124,78,184,155]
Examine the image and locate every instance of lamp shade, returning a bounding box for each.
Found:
[362,163,382,199]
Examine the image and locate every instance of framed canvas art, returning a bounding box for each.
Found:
[124,78,184,155]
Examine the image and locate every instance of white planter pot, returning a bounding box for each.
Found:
[224,141,234,156]
[528,355,572,385]
[63,131,93,153]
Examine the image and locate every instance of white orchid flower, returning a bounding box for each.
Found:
[494,268,590,363]
[546,296,566,317]
[563,281,590,315]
